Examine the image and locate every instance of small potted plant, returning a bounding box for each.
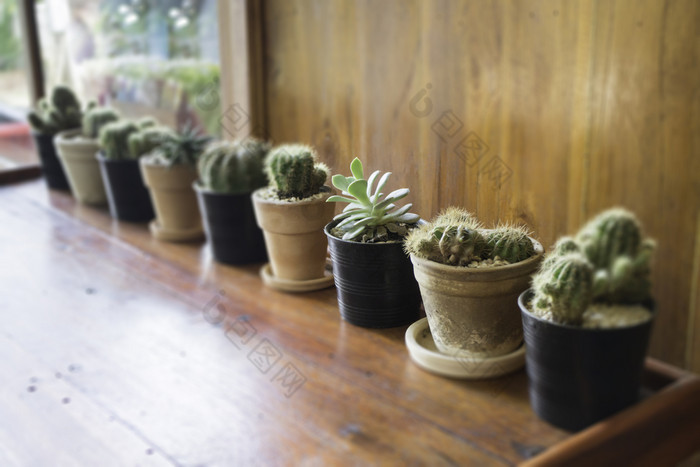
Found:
[140,124,211,241]
[195,139,269,264]
[54,104,120,205]
[325,157,422,328]
[252,144,335,291]
[404,208,544,355]
[518,207,656,431]
[97,118,166,222]
[27,86,82,190]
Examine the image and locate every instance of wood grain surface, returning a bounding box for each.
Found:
[259,0,700,370]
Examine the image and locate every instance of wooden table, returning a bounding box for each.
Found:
[1,180,699,466]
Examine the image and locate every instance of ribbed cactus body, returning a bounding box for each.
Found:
[577,208,641,269]
[128,126,175,159]
[265,144,329,199]
[485,227,534,263]
[533,253,594,325]
[99,121,140,160]
[28,86,83,135]
[432,225,487,266]
[82,107,120,139]
[197,139,269,193]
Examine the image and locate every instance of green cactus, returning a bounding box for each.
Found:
[433,225,488,266]
[152,123,212,166]
[265,144,329,199]
[197,138,270,193]
[98,121,140,160]
[128,126,176,159]
[541,236,581,270]
[532,253,594,325]
[27,86,83,135]
[82,107,120,139]
[484,225,535,263]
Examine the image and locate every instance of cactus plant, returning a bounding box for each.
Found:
[27,86,83,135]
[82,107,120,139]
[328,157,420,242]
[99,121,140,160]
[405,207,536,266]
[484,225,536,263]
[265,144,329,199]
[198,138,270,193]
[532,253,594,325]
[128,125,176,159]
[149,123,212,166]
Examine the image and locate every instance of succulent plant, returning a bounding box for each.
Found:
[128,125,176,159]
[328,157,420,242]
[264,144,329,199]
[82,107,120,139]
[27,86,83,135]
[98,121,140,160]
[532,253,594,325]
[149,123,212,166]
[405,207,536,266]
[484,225,535,263]
[197,138,270,193]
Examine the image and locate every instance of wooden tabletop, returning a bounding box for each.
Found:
[5,179,695,466]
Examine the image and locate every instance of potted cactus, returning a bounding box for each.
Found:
[27,86,83,190]
[195,139,269,264]
[54,104,120,204]
[140,125,211,241]
[252,144,335,291]
[97,119,166,222]
[404,208,544,355]
[325,157,422,328]
[518,207,656,431]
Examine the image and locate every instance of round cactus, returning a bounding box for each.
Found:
[265,144,329,199]
[576,207,642,269]
[433,225,488,266]
[128,126,175,159]
[532,253,594,325]
[82,107,120,139]
[197,139,270,194]
[484,225,535,263]
[99,121,140,160]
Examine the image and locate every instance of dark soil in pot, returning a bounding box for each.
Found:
[33,132,69,190]
[97,153,154,222]
[196,186,267,265]
[324,220,422,328]
[518,289,654,431]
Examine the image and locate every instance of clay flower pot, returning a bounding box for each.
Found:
[410,237,544,358]
[141,160,204,241]
[54,129,107,205]
[252,188,335,282]
[32,131,70,190]
[97,152,155,222]
[518,289,655,431]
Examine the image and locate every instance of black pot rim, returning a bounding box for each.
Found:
[96,151,140,164]
[324,218,426,246]
[192,181,254,197]
[518,288,656,333]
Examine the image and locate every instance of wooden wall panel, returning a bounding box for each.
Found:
[259,0,700,369]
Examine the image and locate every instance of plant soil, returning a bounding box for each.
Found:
[330,222,418,243]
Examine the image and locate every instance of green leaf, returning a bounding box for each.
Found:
[332,174,350,191]
[333,211,353,221]
[343,224,367,240]
[385,203,413,218]
[395,213,420,223]
[347,180,370,205]
[350,157,364,180]
[365,170,380,197]
[373,172,392,198]
[327,195,358,204]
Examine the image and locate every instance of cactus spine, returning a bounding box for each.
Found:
[484,225,535,263]
[264,144,329,199]
[197,139,270,193]
[532,253,594,325]
[27,86,83,135]
[82,107,120,139]
[99,121,140,160]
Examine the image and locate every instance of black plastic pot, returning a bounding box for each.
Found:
[195,186,267,265]
[97,153,154,222]
[518,289,654,431]
[324,221,422,328]
[32,132,70,190]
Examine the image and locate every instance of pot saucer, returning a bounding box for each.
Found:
[260,262,335,293]
[149,220,204,242]
[405,318,525,379]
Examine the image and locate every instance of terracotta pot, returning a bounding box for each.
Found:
[32,131,70,190]
[252,188,335,281]
[410,237,544,358]
[140,161,203,241]
[518,289,654,431]
[54,129,107,205]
